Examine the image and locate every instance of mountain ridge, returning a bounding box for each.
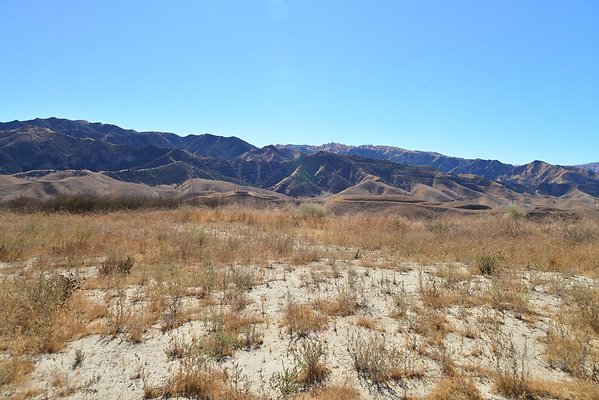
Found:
[1,118,598,209]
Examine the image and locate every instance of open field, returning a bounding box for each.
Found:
[1,203,598,399]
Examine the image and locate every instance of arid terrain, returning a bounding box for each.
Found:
[1,202,598,399]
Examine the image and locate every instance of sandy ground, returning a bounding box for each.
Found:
[5,254,594,400]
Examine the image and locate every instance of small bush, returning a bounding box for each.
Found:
[0,358,34,386]
[314,288,359,317]
[347,333,405,386]
[291,338,330,386]
[270,338,330,397]
[297,203,328,219]
[195,311,262,361]
[505,205,527,220]
[476,254,502,276]
[545,321,594,379]
[99,255,134,276]
[390,283,410,319]
[194,329,239,361]
[569,284,599,334]
[269,364,302,398]
[0,273,78,354]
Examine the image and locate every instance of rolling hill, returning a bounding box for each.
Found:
[1,118,598,211]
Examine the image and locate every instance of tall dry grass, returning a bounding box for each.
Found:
[2,205,597,275]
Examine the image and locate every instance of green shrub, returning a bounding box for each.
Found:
[505,205,527,220]
[297,202,328,219]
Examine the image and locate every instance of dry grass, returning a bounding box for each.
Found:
[2,204,599,398]
[0,273,102,355]
[427,375,482,400]
[412,307,450,348]
[1,206,598,275]
[0,358,34,387]
[283,300,329,337]
[293,385,360,399]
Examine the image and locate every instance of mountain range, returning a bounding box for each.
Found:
[1,118,597,212]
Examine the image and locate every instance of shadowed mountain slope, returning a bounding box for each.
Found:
[0,117,255,159]
[1,118,599,207]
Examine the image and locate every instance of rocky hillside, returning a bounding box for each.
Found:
[1,118,598,204]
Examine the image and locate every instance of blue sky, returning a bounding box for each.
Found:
[1,0,597,165]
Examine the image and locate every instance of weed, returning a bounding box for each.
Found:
[269,364,302,398]
[347,333,406,387]
[290,338,330,387]
[72,349,85,370]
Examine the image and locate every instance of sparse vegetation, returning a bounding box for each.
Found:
[1,204,599,398]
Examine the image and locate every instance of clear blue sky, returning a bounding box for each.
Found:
[1,1,597,165]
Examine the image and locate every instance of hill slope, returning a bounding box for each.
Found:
[1,118,598,208]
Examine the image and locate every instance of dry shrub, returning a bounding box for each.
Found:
[493,377,599,400]
[106,289,131,336]
[347,333,414,386]
[0,273,80,354]
[290,242,323,265]
[290,338,330,387]
[412,307,449,347]
[490,331,530,398]
[297,203,328,220]
[568,284,599,335]
[284,300,328,337]
[126,312,157,343]
[476,254,502,276]
[269,364,302,398]
[427,375,482,400]
[563,223,598,244]
[195,311,263,360]
[314,290,358,317]
[418,274,455,309]
[149,356,256,400]
[270,337,331,397]
[521,379,599,400]
[355,316,381,331]
[99,255,133,276]
[545,321,596,380]
[489,274,529,314]
[390,283,410,319]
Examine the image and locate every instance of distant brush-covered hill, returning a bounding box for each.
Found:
[1,118,598,207]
